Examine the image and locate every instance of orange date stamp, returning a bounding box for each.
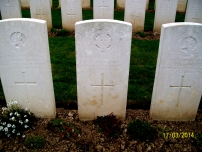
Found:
[163,132,195,139]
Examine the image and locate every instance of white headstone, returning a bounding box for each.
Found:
[153,0,178,34]
[93,0,114,19]
[116,0,125,9]
[185,0,202,24]
[146,0,149,10]
[124,0,147,32]
[30,0,52,30]
[177,0,187,13]
[150,22,202,121]
[0,0,22,19]
[61,0,82,31]
[82,0,90,8]
[0,18,56,118]
[20,0,52,8]
[75,19,132,121]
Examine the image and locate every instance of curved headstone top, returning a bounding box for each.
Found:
[75,19,132,26]
[0,18,56,118]
[0,18,46,23]
[150,22,202,121]
[75,19,132,121]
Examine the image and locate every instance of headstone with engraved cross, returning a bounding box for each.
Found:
[93,0,114,19]
[61,0,82,31]
[75,19,132,121]
[124,0,147,32]
[177,0,187,13]
[153,0,178,34]
[0,18,56,118]
[185,0,202,24]
[30,0,52,30]
[150,22,202,121]
[0,0,22,19]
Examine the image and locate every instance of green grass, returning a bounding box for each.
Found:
[49,37,77,103]
[0,0,194,109]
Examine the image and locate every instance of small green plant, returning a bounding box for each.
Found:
[47,119,81,139]
[51,28,57,33]
[0,100,36,138]
[136,31,145,37]
[127,119,157,142]
[193,132,202,146]
[24,135,46,149]
[94,113,122,138]
[56,29,70,37]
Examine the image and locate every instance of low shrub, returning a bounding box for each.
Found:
[24,135,46,149]
[47,119,81,139]
[94,113,122,138]
[127,119,157,141]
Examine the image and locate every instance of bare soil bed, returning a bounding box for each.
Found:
[1,108,202,152]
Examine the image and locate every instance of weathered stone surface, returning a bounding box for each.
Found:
[150,22,202,121]
[153,0,178,34]
[30,0,52,30]
[82,0,90,8]
[116,0,125,9]
[75,19,132,121]
[177,0,187,13]
[0,18,56,118]
[93,0,114,19]
[61,0,82,31]
[0,0,22,19]
[124,0,147,32]
[185,0,202,24]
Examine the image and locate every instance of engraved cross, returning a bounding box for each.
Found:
[170,76,191,107]
[5,0,14,16]
[99,1,108,16]
[15,72,37,104]
[91,73,114,105]
[36,9,45,19]
[67,8,76,22]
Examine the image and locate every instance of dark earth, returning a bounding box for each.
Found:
[0,108,202,152]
